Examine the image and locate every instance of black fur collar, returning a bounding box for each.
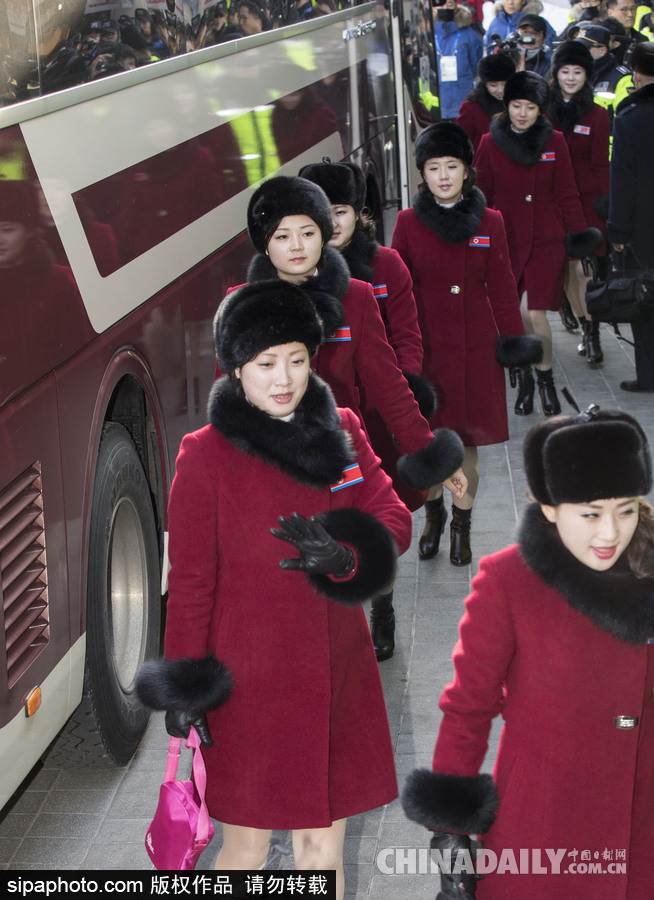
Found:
[467,87,504,119]
[247,246,347,338]
[518,503,654,645]
[490,115,554,166]
[341,228,378,284]
[208,372,355,487]
[412,186,486,243]
[548,83,595,133]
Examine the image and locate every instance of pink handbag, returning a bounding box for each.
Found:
[145,726,214,870]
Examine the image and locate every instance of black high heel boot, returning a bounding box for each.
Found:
[370,591,395,661]
[559,294,579,331]
[419,496,447,560]
[450,506,472,567]
[536,368,561,417]
[511,366,535,416]
[585,320,603,365]
[577,316,588,357]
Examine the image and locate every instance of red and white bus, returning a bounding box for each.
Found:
[0,0,442,809]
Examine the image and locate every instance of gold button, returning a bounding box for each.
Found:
[614,716,639,729]
[524,195,533,202]
[450,285,461,294]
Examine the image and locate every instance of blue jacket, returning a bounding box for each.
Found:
[484,4,557,52]
[435,20,483,118]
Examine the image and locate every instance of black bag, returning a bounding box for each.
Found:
[586,249,654,325]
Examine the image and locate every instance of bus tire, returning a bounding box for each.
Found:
[79,422,162,765]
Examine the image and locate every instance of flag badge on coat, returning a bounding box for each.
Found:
[573,124,591,135]
[325,326,352,342]
[540,152,556,161]
[330,463,364,492]
[373,284,389,299]
[469,235,490,248]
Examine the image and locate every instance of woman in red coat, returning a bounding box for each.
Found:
[457,53,516,153]
[547,41,611,366]
[137,281,413,896]
[241,175,467,661]
[475,71,601,417]
[402,407,654,900]
[297,158,435,659]
[391,123,541,569]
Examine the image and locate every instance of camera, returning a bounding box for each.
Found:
[488,30,536,64]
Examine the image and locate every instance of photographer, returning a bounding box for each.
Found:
[515,14,553,75]
[484,0,556,52]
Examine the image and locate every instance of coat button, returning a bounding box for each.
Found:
[450,285,461,294]
[524,195,533,202]
[614,715,639,729]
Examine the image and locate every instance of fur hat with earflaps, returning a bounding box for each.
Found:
[503,70,550,112]
[247,175,334,254]
[415,122,475,171]
[298,158,367,212]
[214,280,329,372]
[523,406,653,506]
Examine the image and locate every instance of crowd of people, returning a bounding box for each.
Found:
[133,29,654,892]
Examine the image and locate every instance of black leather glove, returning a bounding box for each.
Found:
[165,709,213,748]
[509,365,519,389]
[430,831,482,899]
[271,512,355,577]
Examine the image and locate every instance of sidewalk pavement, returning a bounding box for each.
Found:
[0,315,651,900]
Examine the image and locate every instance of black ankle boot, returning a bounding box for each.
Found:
[577,316,588,356]
[370,592,395,661]
[559,294,579,331]
[536,368,561,417]
[513,366,535,416]
[419,496,447,560]
[450,507,472,567]
[585,320,603,365]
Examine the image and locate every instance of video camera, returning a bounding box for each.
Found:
[488,30,536,64]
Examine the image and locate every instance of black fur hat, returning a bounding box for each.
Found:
[503,70,550,111]
[214,280,324,372]
[298,158,367,212]
[247,175,334,254]
[415,122,474,170]
[523,407,652,505]
[551,40,593,79]
[477,53,516,84]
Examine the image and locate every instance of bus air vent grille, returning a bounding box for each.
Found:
[0,464,49,688]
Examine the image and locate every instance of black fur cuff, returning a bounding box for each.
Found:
[309,507,397,605]
[564,227,602,258]
[495,334,543,368]
[136,654,233,715]
[397,429,464,491]
[404,371,437,419]
[402,769,499,835]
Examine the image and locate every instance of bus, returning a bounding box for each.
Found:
[0,0,447,811]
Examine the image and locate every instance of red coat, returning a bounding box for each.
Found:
[164,376,412,829]
[432,506,654,899]
[341,237,427,509]
[457,99,493,153]
[547,103,610,257]
[392,191,524,446]
[475,121,588,310]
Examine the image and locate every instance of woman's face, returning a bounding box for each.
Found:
[486,80,506,101]
[328,204,357,251]
[0,221,31,267]
[557,65,587,99]
[508,99,540,132]
[235,342,310,417]
[540,497,640,572]
[422,156,467,204]
[266,215,323,284]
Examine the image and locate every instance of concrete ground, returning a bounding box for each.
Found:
[0,314,651,899]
